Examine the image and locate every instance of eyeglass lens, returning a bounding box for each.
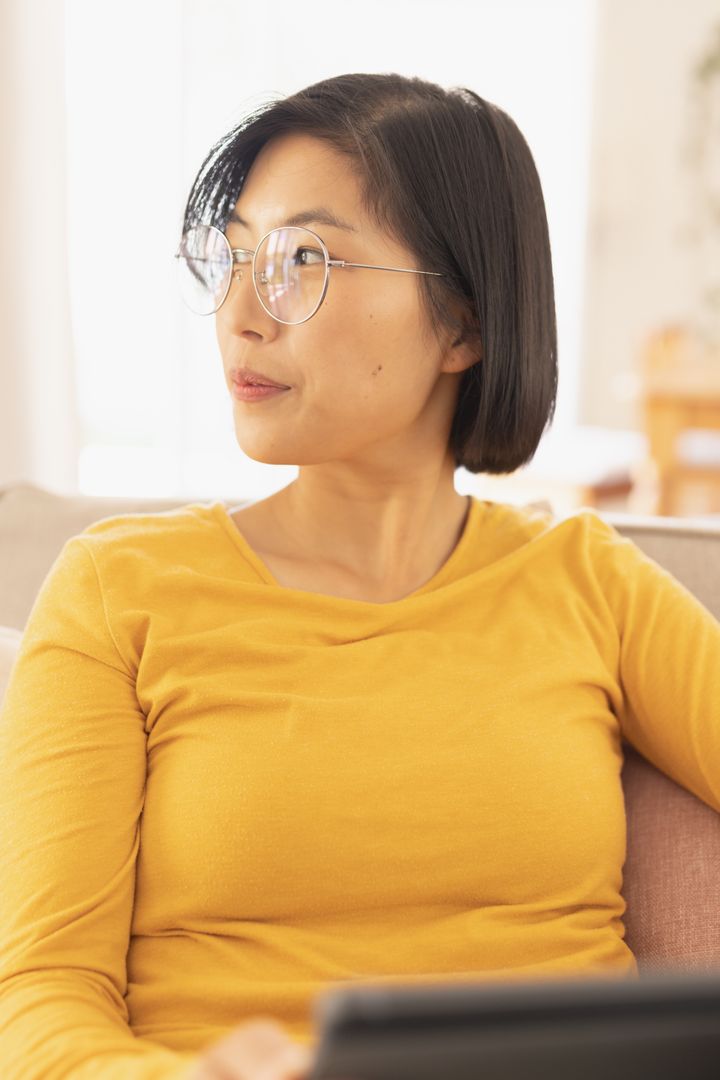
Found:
[175,224,328,322]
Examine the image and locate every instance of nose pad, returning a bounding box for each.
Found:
[233,269,269,286]
[228,267,275,326]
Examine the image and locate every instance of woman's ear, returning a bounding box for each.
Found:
[435,293,482,373]
[447,322,483,372]
[443,295,482,355]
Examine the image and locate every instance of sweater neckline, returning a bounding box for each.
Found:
[203,494,487,608]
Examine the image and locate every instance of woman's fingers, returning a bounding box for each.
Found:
[187,1017,314,1080]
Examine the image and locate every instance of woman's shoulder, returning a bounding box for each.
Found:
[76,501,216,543]
[65,502,222,577]
[476,497,630,571]
[480,496,559,545]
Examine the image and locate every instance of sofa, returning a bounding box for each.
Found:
[1,481,719,975]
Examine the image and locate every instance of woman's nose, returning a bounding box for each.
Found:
[220,267,278,335]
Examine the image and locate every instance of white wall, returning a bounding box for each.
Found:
[0,0,80,493]
[578,0,720,431]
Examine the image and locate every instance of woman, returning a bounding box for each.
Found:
[1,73,718,1080]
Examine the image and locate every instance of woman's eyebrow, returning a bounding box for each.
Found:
[228,206,357,233]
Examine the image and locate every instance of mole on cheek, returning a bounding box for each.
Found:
[371,364,383,377]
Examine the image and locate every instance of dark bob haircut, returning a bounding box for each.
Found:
[180,72,557,475]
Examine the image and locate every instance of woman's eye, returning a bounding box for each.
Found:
[296,246,325,264]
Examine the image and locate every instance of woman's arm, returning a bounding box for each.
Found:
[586,511,720,813]
[0,536,199,1079]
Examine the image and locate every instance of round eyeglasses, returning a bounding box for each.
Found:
[174,223,446,325]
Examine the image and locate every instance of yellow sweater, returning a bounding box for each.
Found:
[1,496,719,1078]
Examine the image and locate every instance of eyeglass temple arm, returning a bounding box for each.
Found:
[328,259,444,277]
[224,247,444,278]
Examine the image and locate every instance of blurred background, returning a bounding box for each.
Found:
[1,0,719,518]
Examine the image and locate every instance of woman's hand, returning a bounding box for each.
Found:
[188,1017,314,1080]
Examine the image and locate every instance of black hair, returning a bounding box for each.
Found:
[180,72,558,474]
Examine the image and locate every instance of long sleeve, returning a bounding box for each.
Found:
[0,536,199,1079]
[586,511,720,814]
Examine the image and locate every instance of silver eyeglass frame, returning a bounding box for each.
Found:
[175,223,445,325]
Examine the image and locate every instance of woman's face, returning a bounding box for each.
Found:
[216,132,476,471]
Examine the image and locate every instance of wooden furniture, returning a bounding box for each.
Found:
[576,474,635,509]
[640,326,720,516]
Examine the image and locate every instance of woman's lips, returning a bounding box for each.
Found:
[230,367,290,389]
[231,381,290,402]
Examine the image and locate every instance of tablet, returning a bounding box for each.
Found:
[308,967,720,1080]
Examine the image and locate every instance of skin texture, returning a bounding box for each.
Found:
[217,133,482,601]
